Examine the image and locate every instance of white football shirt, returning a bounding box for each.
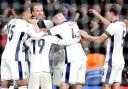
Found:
[27,35,79,73]
[2,19,44,61]
[105,20,126,65]
[50,21,87,63]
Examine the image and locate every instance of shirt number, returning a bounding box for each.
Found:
[122,30,126,46]
[7,24,15,41]
[32,39,45,54]
[71,28,79,38]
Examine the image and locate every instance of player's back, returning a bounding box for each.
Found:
[2,19,29,61]
[106,21,127,65]
[50,22,87,63]
[28,36,59,73]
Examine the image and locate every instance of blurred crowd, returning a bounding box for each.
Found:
[0,0,128,86]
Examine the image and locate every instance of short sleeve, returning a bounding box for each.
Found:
[24,23,44,39]
[105,23,117,37]
[49,26,61,35]
[49,36,59,44]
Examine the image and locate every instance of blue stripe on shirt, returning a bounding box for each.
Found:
[15,32,25,61]
[108,36,114,65]
[15,32,24,61]
[65,63,71,83]
[18,61,23,80]
[105,65,112,84]
[25,48,29,61]
[105,36,114,84]
[64,46,68,64]
[49,44,54,71]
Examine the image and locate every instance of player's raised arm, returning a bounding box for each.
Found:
[28,18,41,32]
[89,9,111,27]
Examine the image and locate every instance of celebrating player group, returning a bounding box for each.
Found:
[1,2,126,89]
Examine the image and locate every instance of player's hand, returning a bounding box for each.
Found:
[44,32,48,36]
[79,30,88,38]
[88,9,100,17]
[79,30,93,41]
[29,18,39,25]
[75,35,81,41]
[42,28,48,36]
[39,28,48,36]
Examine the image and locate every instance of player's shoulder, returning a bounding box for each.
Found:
[9,18,16,22]
[8,18,17,25]
[43,35,56,39]
[49,24,61,32]
[113,21,126,28]
[19,19,33,29]
[118,21,126,27]
[14,19,29,26]
[108,22,117,28]
[36,36,54,44]
[63,21,77,25]
[112,20,124,25]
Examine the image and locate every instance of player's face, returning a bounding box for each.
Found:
[32,5,45,19]
[106,11,112,21]
[24,8,32,21]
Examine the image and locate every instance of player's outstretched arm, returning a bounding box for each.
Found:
[25,24,45,40]
[79,30,108,43]
[89,9,111,27]
[57,36,80,46]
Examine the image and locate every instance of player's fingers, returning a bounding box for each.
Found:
[88,9,93,13]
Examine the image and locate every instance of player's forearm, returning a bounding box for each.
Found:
[97,14,111,27]
[28,29,44,40]
[32,32,44,39]
[91,36,103,43]
[32,24,42,32]
[82,34,102,44]
[89,9,111,27]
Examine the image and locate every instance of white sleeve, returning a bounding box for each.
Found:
[2,24,8,34]
[43,20,54,29]
[57,38,80,45]
[25,24,44,40]
[105,23,117,36]
[51,36,80,46]
[49,26,60,35]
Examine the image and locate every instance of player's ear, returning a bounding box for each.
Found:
[21,12,26,17]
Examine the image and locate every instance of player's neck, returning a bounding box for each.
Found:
[58,20,67,25]
[112,16,119,23]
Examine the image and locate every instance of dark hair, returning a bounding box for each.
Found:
[108,4,121,16]
[18,4,30,15]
